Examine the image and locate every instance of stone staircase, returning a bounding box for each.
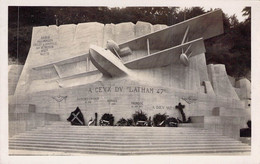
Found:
[9,122,251,155]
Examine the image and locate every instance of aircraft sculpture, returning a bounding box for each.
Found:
[32,9,223,86]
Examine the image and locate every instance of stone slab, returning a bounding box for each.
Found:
[103,23,115,47]
[153,24,168,32]
[115,22,135,44]
[9,104,36,113]
[212,107,248,117]
[235,78,251,99]
[135,21,154,37]
[207,64,240,100]
[8,65,24,95]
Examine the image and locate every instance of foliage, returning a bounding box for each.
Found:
[132,110,148,124]
[126,118,134,126]
[165,117,178,127]
[153,113,168,127]
[100,113,114,126]
[116,118,128,126]
[116,118,134,126]
[205,7,251,79]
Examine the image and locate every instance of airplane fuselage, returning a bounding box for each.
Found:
[89,45,130,77]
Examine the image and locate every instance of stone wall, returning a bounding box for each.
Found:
[8,65,23,95]
[26,77,244,122]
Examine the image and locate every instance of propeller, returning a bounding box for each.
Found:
[180,44,193,66]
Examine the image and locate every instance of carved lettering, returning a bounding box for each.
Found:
[79,86,166,95]
[127,87,154,93]
[115,87,123,92]
[33,35,57,55]
[95,87,111,93]
[107,99,117,105]
[131,101,143,108]
[77,97,99,104]
[153,105,175,110]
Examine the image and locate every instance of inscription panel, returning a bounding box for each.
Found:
[33,36,57,55]
[31,83,205,121]
[82,86,166,94]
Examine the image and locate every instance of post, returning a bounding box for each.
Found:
[147,39,150,55]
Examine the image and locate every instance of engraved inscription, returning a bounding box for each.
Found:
[33,36,57,55]
[83,86,166,94]
[131,102,143,108]
[107,99,117,105]
[77,97,99,104]
[153,105,175,110]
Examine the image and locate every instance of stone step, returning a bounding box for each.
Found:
[10,136,239,144]
[12,133,232,140]
[20,132,223,138]
[28,128,220,134]
[44,122,204,127]
[31,129,212,134]
[178,123,204,128]
[9,137,241,145]
[34,126,208,132]
[48,121,204,127]
[24,129,216,134]
[240,137,251,146]
[9,145,251,155]
[10,140,248,150]
[9,142,250,151]
[11,129,228,137]
[9,139,244,147]
[31,127,213,132]
[9,122,250,155]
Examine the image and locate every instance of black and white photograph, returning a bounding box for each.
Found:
[1,1,259,164]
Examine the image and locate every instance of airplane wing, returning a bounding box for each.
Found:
[118,9,223,51]
[32,53,101,80]
[47,69,100,83]
[124,38,205,69]
[32,54,87,70]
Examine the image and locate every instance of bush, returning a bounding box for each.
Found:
[116,118,128,126]
[132,110,148,125]
[126,118,134,126]
[165,117,178,127]
[153,113,168,127]
[100,113,114,126]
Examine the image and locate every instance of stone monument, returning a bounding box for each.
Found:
[9,9,251,140]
